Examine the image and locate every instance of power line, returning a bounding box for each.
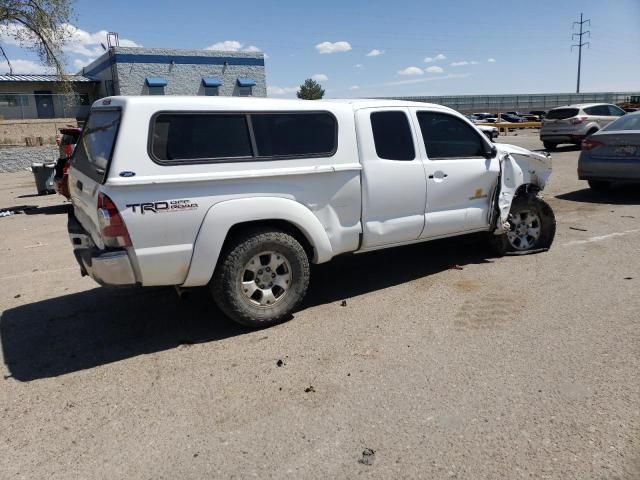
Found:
[572,13,591,93]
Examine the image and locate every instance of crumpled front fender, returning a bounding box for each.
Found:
[494,144,552,233]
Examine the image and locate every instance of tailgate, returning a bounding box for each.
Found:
[68,108,122,248]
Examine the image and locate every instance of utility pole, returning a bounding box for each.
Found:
[572,13,590,93]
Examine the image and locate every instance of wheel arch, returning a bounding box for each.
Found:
[181,197,334,287]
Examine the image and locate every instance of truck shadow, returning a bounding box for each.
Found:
[556,185,640,205]
[1,235,492,382]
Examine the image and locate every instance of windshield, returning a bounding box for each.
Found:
[72,109,121,183]
[546,108,579,120]
[603,113,640,131]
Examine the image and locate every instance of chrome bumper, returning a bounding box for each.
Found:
[68,210,137,286]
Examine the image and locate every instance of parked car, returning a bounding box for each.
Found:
[477,124,499,141]
[54,126,82,199]
[519,114,540,122]
[529,110,547,119]
[540,103,626,150]
[67,96,555,327]
[578,110,640,190]
[500,113,524,123]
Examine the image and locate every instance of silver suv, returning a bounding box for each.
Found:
[540,103,626,150]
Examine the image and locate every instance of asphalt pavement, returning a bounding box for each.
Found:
[1,131,638,479]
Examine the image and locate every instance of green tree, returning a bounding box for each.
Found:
[297,78,324,100]
[0,0,73,76]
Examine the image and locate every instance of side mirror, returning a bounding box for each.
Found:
[485,144,497,158]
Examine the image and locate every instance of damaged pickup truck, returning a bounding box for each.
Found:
[67,97,555,327]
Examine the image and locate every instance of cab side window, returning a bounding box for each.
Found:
[584,105,610,116]
[370,111,415,161]
[417,111,485,159]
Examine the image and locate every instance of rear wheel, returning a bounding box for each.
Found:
[588,180,611,191]
[490,195,556,256]
[211,228,310,328]
[543,141,557,151]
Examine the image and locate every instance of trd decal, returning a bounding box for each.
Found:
[126,199,198,214]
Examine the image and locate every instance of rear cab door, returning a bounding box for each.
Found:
[68,106,122,249]
[410,108,499,238]
[356,107,427,248]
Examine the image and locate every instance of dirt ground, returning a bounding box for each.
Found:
[1,132,639,479]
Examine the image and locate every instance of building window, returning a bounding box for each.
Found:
[145,77,167,96]
[202,78,222,96]
[0,94,28,107]
[236,78,256,97]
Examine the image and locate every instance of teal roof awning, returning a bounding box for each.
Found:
[145,77,167,87]
[202,77,222,87]
[237,77,256,87]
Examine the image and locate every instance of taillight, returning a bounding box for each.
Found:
[63,144,73,157]
[62,161,70,175]
[582,138,603,151]
[97,193,132,247]
[570,116,588,125]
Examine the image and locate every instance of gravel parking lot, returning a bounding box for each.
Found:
[1,131,639,479]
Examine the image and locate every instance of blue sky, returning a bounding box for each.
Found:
[1,0,639,97]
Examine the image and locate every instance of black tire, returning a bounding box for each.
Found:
[588,180,611,191]
[543,141,557,151]
[211,228,310,328]
[490,195,556,256]
[585,128,598,137]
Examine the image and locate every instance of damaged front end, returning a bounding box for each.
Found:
[490,144,552,234]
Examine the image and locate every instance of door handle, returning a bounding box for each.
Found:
[76,180,83,191]
[428,173,448,179]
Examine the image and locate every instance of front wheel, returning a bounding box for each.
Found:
[543,141,557,151]
[490,195,556,256]
[211,228,310,328]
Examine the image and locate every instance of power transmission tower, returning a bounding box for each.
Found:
[572,13,591,93]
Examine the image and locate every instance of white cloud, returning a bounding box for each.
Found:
[487,58,496,63]
[0,58,54,74]
[73,57,94,70]
[354,63,363,69]
[424,53,446,63]
[470,60,480,65]
[366,49,384,57]
[315,41,352,54]
[62,24,141,57]
[267,85,298,96]
[349,85,360,90]
[425,65,444,74]
[450,61,469,67]
[205,40,264,55]
[383,73,471,87]
[397,66,424,76]
[311,73,328,81]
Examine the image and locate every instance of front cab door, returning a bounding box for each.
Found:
[411,109,499,238]
[356,108,427,248]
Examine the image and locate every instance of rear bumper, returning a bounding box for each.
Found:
[540,134,586,144]
[67,210,137,286]
[578,160,640,182]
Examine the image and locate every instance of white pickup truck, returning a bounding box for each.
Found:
[67,96,555,327]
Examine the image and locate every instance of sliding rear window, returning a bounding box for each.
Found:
[546,108,579,120]
[150,111,337,164]
[72,109,121,183]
